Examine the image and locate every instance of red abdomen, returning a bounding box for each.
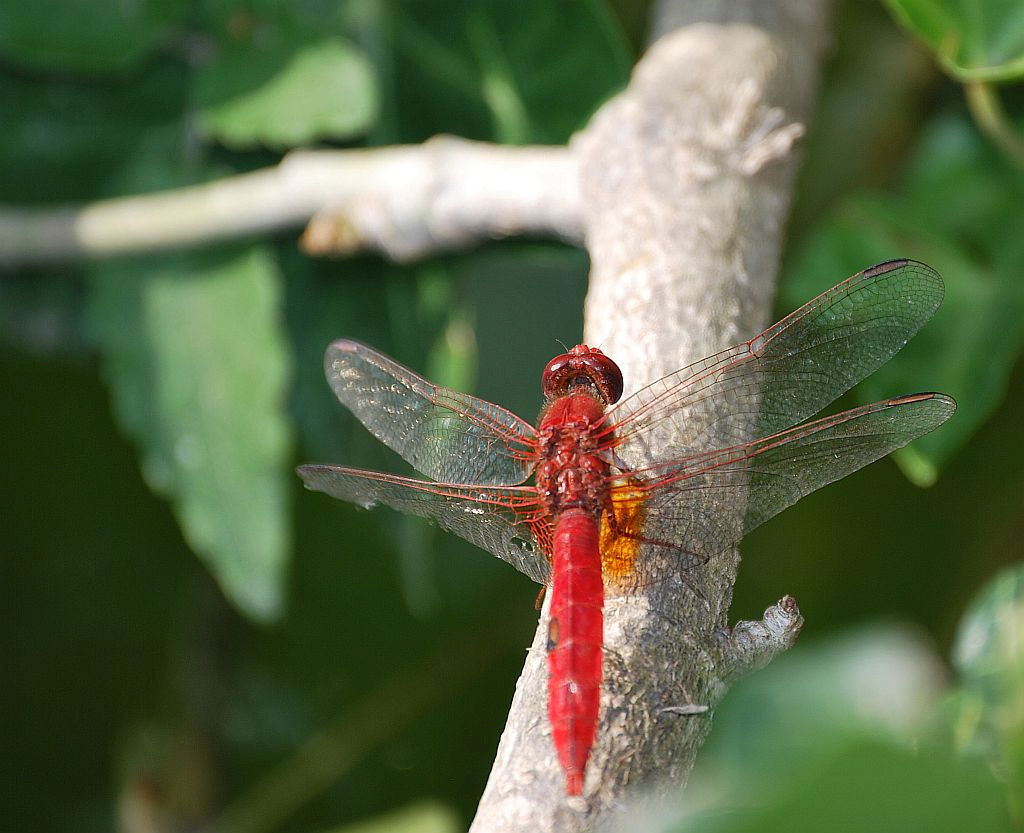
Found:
[547,509,604,796]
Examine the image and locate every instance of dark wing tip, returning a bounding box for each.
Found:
[863,258,943,293]
[861,259,945,319]
[887,392,957,433]
[861,258,939,277]
[325,337,365,354]
[889,391,956,409]
[927,392,957,420]
[296,463,329,490]
[324,337,368,368]
[294,464,382,509]
[296,461,344,493]
[861,258,911,277]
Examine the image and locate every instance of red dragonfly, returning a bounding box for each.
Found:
[298,259,954,796]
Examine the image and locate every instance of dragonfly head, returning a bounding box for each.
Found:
[542,344,624,405]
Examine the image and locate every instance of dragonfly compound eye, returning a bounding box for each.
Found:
[542,345,624,404]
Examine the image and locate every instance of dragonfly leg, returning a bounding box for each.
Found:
[601,448,633,473]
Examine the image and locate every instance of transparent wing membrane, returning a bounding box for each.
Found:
[607,260,944,467]
[605,393,955,593]
[298,464,552,584]
[301,262,953,597]
[324,340,538,486]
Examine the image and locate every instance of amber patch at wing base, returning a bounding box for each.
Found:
[599,485,648,588]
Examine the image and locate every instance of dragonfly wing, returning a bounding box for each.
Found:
[298,464,552,585]
[608,260,944,466]
[324,339,537,486]
[734,393,954,533]
[615,393,955,588]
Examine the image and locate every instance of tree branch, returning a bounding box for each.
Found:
[469,3,829,830]
[0,140,580,267]
[712,595,805,690]
[301,139,582,260]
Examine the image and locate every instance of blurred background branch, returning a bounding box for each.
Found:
[0,140,582,266]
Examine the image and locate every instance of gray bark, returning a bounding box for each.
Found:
[469,4,828,830]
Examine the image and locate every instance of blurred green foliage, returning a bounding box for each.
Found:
[195,37,378,148]
[2,1,1023,832]
[672,623,1012,832]
[0,0,190,73]
[90,245,291,620]
[884,0,1024,81]
[948,562,1024,812]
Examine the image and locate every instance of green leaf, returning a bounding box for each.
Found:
[88,246,292,622]
[283,252,397,464]
[393,0,632,144]
[195,36,378,149]
[677,740,1008,833]
[883,0,1024,81]
[787,2,941,240]
[0,0,188,73]
[950,562,1024,805]
[783,118,1024,487]
[695,627,947,792]
[678,627,1009,833]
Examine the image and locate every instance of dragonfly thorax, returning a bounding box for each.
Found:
[536,396,611,516]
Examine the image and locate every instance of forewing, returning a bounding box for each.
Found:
[611,393,956,591]
[607,260,944,466]
[324,339,537,486]
[298,464,552,585]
